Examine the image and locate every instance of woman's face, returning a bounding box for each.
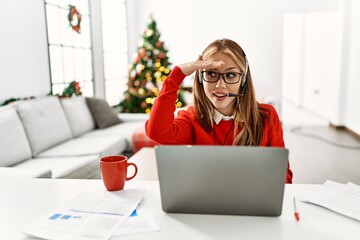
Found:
[202,52,241,116]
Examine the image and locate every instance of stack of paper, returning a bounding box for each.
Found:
[113,202,159,238]
[302,180,360,221]
[24,189,159,240]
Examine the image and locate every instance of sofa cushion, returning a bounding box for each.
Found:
[0,105,32,166]
[0,167,51,178]
[36,136,127,158]
[16,96,72,157]
[15,155,99,179]
[86,97,122,129]
[61,96,95,137]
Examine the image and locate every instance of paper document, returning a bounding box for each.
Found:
[24,189,144,240]
[113,200,159,237]
[302,180,360,221]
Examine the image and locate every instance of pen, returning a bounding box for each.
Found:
[293,197,300,221]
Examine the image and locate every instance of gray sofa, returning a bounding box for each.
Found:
[0,96,148,179]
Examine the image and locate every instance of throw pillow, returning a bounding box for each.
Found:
[61,97,95,137]
[86,97,122,129]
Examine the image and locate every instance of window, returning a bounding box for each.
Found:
[101,0,129,106]
[45,0,93,96]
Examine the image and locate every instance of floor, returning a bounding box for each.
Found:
[281,100,360,184]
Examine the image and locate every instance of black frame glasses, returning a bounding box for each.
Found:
[201,71,243,84]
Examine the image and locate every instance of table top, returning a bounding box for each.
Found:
[1,178,359,240]
[129,147,158,181]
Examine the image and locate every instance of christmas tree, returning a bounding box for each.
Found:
[118,16,186,114]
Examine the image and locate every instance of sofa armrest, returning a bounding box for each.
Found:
[118,113,149,122]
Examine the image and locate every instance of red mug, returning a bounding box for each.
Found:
[100,155,138,191]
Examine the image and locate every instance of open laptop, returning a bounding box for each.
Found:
[155,145,289,216]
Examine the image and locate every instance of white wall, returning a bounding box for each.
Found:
[90,0,106,98]
[301,10,343,123]
[0,0,50,103]
[282,13,304,106]
[345,0,360,134]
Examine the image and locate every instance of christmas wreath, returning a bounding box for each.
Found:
[68,5,82,34]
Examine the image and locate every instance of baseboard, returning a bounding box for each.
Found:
[329,123,360,141]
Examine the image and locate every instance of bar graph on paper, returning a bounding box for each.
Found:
[49,213,82,220]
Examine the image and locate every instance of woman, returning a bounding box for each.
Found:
[145,38,293,183]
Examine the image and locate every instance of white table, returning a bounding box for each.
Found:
[129,147,158,181]
[1,178,359,240]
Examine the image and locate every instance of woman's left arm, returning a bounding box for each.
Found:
[263,104,293,183]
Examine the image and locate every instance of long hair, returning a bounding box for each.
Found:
[193,38,268,145]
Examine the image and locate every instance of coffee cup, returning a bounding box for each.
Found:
[99,155,138,191]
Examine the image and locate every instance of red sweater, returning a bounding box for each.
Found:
[146,66,293,183]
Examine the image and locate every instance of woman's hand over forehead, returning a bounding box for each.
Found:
[179,56,224,76]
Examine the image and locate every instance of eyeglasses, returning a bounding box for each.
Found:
[201,71,243,84]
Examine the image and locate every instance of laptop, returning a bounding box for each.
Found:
[155,145,288,216]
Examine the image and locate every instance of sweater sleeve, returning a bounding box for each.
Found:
[145,66,194,144]
[262,104,293,183]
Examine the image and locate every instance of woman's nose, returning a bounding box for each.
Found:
[215,77,226,88]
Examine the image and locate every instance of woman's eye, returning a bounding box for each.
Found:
[225,73,236,79]
[207,72,218,78]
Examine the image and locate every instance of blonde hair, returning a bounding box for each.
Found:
[193,38,268,145]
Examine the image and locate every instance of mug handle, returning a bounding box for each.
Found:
[126,162,138,181]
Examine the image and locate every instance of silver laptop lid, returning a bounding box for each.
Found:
[155,145,288,216]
